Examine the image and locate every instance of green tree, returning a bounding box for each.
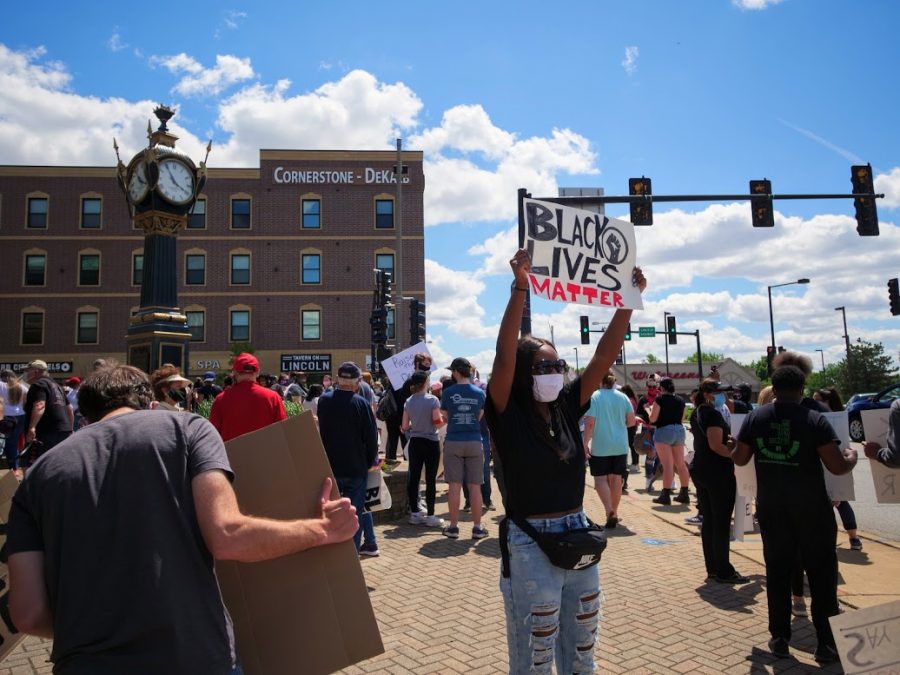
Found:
[805,364,843,395]
[643,353,661,364]
[835,339,897,397]
[228,342,255,368]
[684,351,724,364]
[743,355,770,385]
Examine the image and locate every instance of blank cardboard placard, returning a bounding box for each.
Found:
[217,414,384,675]
[822,412,855,502]
[861,409,899,503]
[830,600,900,674]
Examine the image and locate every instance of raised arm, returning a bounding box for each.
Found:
[488,249,531,414]
[579,268,646,407]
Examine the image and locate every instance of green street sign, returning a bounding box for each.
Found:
[638,326,656,338]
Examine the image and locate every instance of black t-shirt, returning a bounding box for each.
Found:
[689,405,732,476]
[654,393,685,427]
[732,400,751,414]
[738,400,839,508]
[24,377,72,435]
[7,410,236,674]
[485,378,587,518]
[197,383,223,401]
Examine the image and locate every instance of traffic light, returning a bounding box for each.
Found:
[370,307,388,344]
[409,299,427,344]
[749,179,774,227]
[580,315,590,345]
[766,345,775,377]
[624,322,632,341]
[889,278,900,316]
[851,164,879,236]
[380,271,393,306]
[666,315,677,345]
[628,177,653,226]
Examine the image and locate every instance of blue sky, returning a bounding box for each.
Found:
[2,0,898,376]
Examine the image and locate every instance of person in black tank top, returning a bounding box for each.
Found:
[648,377,689,505]
[485,248,646,675]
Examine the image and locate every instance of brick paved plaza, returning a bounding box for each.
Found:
[7,463,891,675]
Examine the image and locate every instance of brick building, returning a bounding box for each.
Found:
[0,149,425,380]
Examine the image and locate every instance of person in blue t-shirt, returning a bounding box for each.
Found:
[440,357,488,540]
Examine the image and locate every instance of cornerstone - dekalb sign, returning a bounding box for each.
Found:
[273,167,411,185]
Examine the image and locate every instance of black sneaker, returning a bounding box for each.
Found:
[767,637,790,659]
[813,644,838,664]
[604,515,619,529]
[715,572,750,585]
[652,489,672,505]
[673,488,691,504]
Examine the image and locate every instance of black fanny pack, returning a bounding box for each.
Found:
[500,515,607,577]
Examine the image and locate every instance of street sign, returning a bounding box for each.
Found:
[638,326,656,338]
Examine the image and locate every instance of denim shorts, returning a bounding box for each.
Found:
[653,423,686,446]
[500,511,601,674]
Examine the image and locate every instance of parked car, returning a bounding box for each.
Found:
[846,392,876,407]
[846,383,900,442]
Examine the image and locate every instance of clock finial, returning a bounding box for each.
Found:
[154,104,175,132]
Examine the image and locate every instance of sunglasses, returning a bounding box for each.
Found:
[532,359,567,375]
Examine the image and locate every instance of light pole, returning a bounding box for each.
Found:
[573,347,579,371]
[815,349,825,371]
[663,311,671,377]
[767,278,810,357]
[835,306,851,366]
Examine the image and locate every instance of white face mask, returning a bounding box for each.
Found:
[532,374,564,402]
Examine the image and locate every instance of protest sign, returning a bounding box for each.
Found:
[822,411,855,502]
[519,195,643,310]
[0,471,26,662]
[218,414,384,675]
[383,341,433,390]
[830,600,900,674]
[861,409,899,504]
[730,414,758,498]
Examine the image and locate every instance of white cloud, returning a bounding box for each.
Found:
[150,53,255,97]
[223,10,247,30]
[108,28,127,53]
[622,46,639,76]
[423,259,498,340]
[875,167,900,209]
[733,0,785,9]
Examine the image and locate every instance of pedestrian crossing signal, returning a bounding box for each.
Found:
[851,164,879,236]
[629,177,653,226]
[750,179,774,227]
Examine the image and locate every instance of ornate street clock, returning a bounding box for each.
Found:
[114,105,211,374]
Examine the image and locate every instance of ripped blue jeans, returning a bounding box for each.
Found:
[500,511,602,674]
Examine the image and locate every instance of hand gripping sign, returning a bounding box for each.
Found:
[519,194,643,310]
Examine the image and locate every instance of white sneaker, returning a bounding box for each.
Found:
[629,464,640,473]
[408,511,426,525]
[425,515,444,528]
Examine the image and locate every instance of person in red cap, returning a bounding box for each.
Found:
[209,353,286,442]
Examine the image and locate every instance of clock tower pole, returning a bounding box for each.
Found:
[115,105,209,375]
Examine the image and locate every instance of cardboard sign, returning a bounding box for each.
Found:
[822,411,855,502]
[0,470,26,662]
[862,408,890,447]
[217,414,384,675]
[830,600,900,674]
[519,196,643,310]
[861,408,899,503]
[730,414,758,498]
[382,341,433,390]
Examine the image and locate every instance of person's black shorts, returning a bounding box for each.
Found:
[589,454,628,477]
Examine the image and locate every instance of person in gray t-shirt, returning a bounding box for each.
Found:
[402,370,446,527]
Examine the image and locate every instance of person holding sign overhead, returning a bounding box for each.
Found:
[485,248,645,675]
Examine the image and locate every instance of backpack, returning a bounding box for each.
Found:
[375,390,397,422]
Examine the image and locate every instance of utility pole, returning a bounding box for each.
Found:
[395,138,404,344]
[663,311,671,377]
[695,330,703,382]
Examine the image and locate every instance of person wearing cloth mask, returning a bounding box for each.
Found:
[485,248,646,674]
[689,379,749,585]
[149,365,193,412]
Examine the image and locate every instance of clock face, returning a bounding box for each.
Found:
[128,162,149,203]
[157,158,194,205]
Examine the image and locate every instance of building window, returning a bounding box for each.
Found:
[81,198,101,228]
[231,198,251,229]
[77,312,99,344]
[132,254,143,286]
[186,254,206,285]
[301,310,321,340]
[375,253,395,281]
[28,197,48,228]
[24,254,46,286]
[79,254,100,286]
[387,307,395,340]
[375,199,394,229]
[22,312,43,345]
[302,199,321,229]
[302,254,321,284]
[230,310,250,342]
[188,198,206,229]
[231,254,250,284]
[186,310,205,342]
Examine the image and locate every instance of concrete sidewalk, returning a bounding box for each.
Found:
[2,469,892,674]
